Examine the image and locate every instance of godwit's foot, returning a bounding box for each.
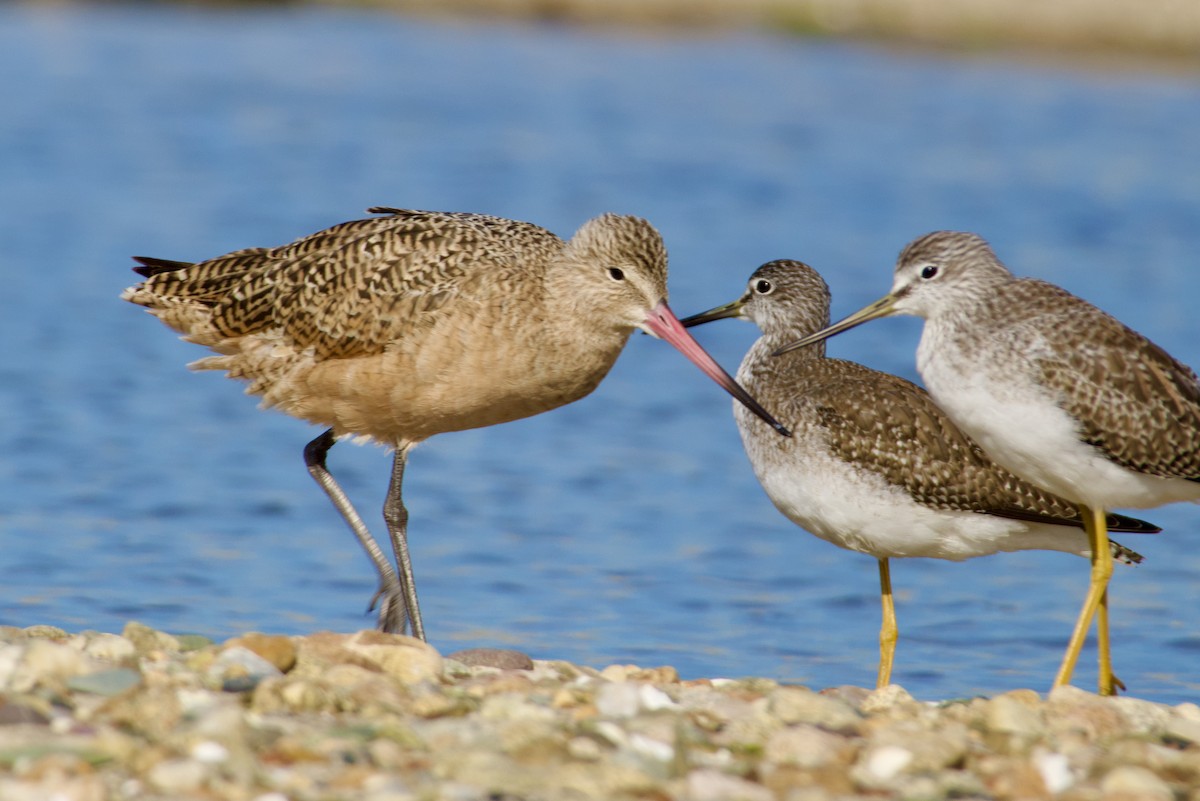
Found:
[368,579,410,635]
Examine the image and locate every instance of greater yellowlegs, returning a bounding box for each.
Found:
[683,259,1157,689]
[123,208,789,639]
[779,232,1199,694]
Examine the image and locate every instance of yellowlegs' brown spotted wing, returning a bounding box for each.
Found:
[123,207,789,640]
[777,233,1199,695]
[683,259,1158,690]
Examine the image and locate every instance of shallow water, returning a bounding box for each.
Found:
[2,3,1198,703]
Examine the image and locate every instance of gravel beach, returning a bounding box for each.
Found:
[2,623,1198,800]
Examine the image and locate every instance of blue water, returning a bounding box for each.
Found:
[2,4,1198,704]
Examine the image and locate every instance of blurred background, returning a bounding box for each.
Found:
[2,0,1198,703]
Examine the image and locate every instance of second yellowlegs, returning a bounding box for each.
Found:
[683,259,1156,689]
[779,232,1200,694]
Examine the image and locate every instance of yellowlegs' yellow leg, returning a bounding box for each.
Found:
[1096,587,1125,695]
[877,558,898,688]
[1053,504,1115,691]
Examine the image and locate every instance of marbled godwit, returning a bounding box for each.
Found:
[683,260,1157,689]
[123,207,789,639]
[779,233,1200,694]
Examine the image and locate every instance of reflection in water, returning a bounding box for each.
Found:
[1,4,1198,703]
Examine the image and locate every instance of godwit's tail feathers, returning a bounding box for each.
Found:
[132,256,193,278]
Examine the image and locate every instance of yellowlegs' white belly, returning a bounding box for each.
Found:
[919,321,1200,511]
[742,419,1096,561]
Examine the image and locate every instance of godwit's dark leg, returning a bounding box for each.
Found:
[383,444,424,641]
[304,429,408,634]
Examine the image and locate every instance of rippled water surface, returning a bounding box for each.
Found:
[2,4,1199,703]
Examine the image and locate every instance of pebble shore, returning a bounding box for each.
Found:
[2,624,1198,800]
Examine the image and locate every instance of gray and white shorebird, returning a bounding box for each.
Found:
[682,259,1156,689]
[123,207,789,640]
[779,232,1200,695]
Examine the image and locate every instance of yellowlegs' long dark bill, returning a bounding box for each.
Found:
[773,293,901,356]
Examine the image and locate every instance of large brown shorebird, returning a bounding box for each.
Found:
[123,207,789,640]
[683,259,1157,689]
[779,233,1199,694]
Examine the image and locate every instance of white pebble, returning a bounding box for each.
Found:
[592,721,628,747]
[1033,750,1074,794]
[637,684,677,712]
[596,682,641,718]
[629,733,674,763]
[865,745,912,781]
[190,740,229,763]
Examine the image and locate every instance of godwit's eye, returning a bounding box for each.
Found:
[607,267,625,281]
[921,265,939,280]
[754,279,774,294]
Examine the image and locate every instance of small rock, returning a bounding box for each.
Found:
[67,667,142,696]
[861,745,913,782]
[0,644,21,689]
[225,633,297,673]
[7,639,91,692]
[100,684,183,739]
[596,682,676,718]
[820,684,872,708]
[23,625,69,640]
[82,633,137,663]
[868,720,969,773]
[1100,765,1173,801]
[1110,696,1172,736]
[769,686,861,733]
[764,724,848,768]
[175,634,214,652]
[146,757,208,793]
[600,664,636,682]
[343,631,442,684]
[683,769,774,801]
[1032,749,1075,794]
[1047,685,1124,739]
[1175,702,1200,721]
[985,692,1044,738]
[0,699,50,725]
[208,646,283,692]
[567,736,604,761]
[625,665,679,683]
[122,622,180,655]
[447,648,534,670]
[190,740,230,763]
[860,684,916,713]
[1164,716,1200,745]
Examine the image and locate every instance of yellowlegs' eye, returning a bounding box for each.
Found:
[921,265,939,280]
[754,278,774,295]
[607,267,625,282]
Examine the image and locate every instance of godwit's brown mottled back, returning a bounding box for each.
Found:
[779,232,1200,695]
[123,207,789,639]
[682,260,1156,690]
